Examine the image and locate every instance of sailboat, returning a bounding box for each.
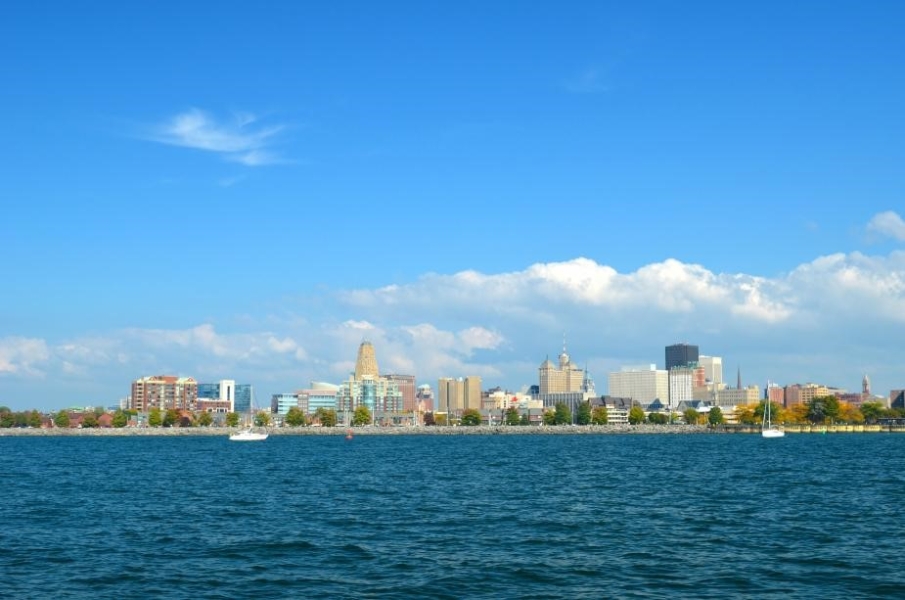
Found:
[761,398,784,438]
[229,392,269,442]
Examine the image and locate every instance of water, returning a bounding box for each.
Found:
[1,433,903,598]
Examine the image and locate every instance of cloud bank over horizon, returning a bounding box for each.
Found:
[3,211,905,410]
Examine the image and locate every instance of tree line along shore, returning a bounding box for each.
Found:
[1,423,903,437]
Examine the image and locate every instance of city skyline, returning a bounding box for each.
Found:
[3,3,905,409]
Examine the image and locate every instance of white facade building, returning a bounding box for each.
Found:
[668,367,695,410]
[608,365,669,405]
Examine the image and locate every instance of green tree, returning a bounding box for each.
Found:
[648,412,668,424]
[112,410,128,428]
[148,408,162,427]
[591,406,608,425]
[254,411,271,427]
[285,406,307,427]
[163,409,180,427]
[553,402,572,425]
[197,411,213,427]
[542,410,556,426]
[860,401,884,424]
[684,408,700,425]
[519,413,530,426]
[225,412,240,427]
[807,395,841,424]
[28,410,43,428]
[81,411,99,428]
[708,406,724,426]
[315,407,337,427]
[352,405,372,427]
[0,410,14,428]
[461,408,481,426]
[628,406,646,425]
[54,411,70,428]
[504,407,520,426]
[576,402,592,425]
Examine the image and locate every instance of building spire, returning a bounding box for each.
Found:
[737,366,742,390]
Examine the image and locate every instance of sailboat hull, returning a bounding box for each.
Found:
[229,429,269,441]
[762,428,785,438]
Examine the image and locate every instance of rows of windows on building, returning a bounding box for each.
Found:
[126,341,896,424]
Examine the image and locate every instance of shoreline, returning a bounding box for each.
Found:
[0,424,901,437]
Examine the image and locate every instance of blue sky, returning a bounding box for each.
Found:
[2,1,904,410]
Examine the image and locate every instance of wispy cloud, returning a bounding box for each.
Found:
[148,109,289,166]
[866,210,905,242]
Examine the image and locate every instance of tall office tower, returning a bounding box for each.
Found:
[464,376,483,410]
[668,367,695,410]
[862,374,871,396]
[438,377,464,413]
[538,343,585,394]
[665,343,699,370]
[698,355,723,385]
[608,365,669,405]
[385,374,417,411]
[354,340,379,380]
[438,376,482,413]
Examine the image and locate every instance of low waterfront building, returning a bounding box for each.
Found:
[298,382,340,414]
[271,393,300,415]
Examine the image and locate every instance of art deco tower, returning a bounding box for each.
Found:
[354,341,379,380]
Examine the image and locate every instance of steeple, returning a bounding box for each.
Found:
[558,332,570,367]
[737,366,742,390]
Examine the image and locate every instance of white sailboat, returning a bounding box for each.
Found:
[229,392,268,441]
[762,397,784,438]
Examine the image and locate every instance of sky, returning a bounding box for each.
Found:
[2,1,904,410]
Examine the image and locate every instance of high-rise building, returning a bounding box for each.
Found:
[539,343,585,394]
[438,376,482,414]
[668,367,695,410]
[131,375,198,412]
[698,355,723,385]
[665,343,699,370]
[337,342,403,417]
[608,365,669,405]
[197,381,253,413]
[354,341,379,380]
[384,374,417,411]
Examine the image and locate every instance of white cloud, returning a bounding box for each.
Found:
[9,247,905,410]
[149,109,288,166]
[866,211,905,242]
[0,337,51,376]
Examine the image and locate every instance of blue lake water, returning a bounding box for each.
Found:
[1,433,903,599]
